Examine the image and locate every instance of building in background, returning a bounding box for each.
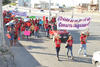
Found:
[88,0,99,11]
[18,0,60,10]
[17,0,100,12]
[18,0,31,7]
[75,0,100,12]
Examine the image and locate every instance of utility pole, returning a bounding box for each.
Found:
[0,0,6,46]
[29,1,31,13]
[49,0,51,21]
[71,0,74,18]
[71,8,74,18]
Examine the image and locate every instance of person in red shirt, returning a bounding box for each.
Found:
[44,23,49,37]
[78,32,87,56]
[46,17,48,23]
[27,22,31,27]
[32,19,35,25]
[14,28,18,46]
[21,26,25,32]
[65,35,73,59]
[54,35,61,61]
[51,17,56,23]
[21,26,25,39]
[44,23,48,29]
[7,26,11,32]
[34,24,39,38]
[35,19,38,24]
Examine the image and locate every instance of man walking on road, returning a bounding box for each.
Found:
[78,32,87,57]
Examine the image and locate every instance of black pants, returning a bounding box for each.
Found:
[56,47,60,58]
[30,30,34,36]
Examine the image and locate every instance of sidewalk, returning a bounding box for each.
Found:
[4,32,42,67]
[11,46,42,67]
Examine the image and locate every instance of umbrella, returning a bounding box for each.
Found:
[11,15,15,17]
[15,16,22,20]
[23,18,30,22]
[29,16,36,19]
[5,20,15,26]
[9,10,13,13]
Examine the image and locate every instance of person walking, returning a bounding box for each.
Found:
[14,28,18,46]
[9,28,14,46]
[65,35,73,59]
[39,19,43,31]
[30,24,34,36]
[54,35,61,61]
[78,32,87,57]
[34,24,39,38]
[44,23,49,37]
[21,25,25,39]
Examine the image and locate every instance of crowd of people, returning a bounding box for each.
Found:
[3,10,56,46]
[3,10,89,61]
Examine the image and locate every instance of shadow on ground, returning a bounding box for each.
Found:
[72,56,92,64]
[11,46,47,67]
[59,55,92,64]
[26,46,47,50]
[30,51,92,64]
[30,51,65,57]
[20,38,44,43]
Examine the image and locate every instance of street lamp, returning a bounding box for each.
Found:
[71,0,74,18]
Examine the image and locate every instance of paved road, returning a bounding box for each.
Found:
[16,22,100,67]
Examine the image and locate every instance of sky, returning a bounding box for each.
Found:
[33,0,97,7]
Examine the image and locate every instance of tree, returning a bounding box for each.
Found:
[3,0,11,5]
[62,4,66,8]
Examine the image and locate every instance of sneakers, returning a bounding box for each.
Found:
[58,58,60,61]
[57,57,60,61]
[57,56,60,61]
[70,56,74,60]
